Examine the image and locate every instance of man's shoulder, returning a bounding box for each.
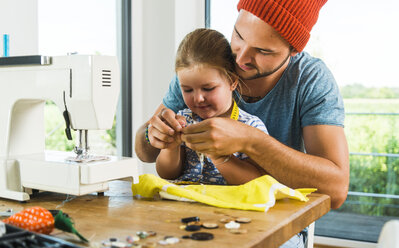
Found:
[289,51,327,73]
[163,75,187,113]
[287,51,335,88]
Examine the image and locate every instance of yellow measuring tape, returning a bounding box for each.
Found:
[230,100,239,120]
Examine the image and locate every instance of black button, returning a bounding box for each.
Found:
[181,216,200,223]
[190,232,214,241]
[185,225,201,231]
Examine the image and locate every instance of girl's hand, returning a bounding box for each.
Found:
[147,108,187,149]
[163,114,187,150]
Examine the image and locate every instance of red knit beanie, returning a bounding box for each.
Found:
[237,0,327,52]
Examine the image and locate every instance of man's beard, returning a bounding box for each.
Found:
[236,52,291,81]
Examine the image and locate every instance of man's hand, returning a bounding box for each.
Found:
[181,117,252,157]
[148,108,186,149]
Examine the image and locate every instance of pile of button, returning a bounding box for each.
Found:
[179,215,252,239]
[97,215,252,247]
[179,216,214,241]
[100,231,157,248]
[222,217,252,234]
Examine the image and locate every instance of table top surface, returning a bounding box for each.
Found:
[0,180,330,248]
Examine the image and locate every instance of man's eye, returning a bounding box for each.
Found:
[203,87,215,91]
[234,32,242,40]
[259,50,272,55]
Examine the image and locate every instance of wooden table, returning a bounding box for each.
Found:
[0,180,330,248]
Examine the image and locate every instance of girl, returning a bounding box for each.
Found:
[156,28,268,185]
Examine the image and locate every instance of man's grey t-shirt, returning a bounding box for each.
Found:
[163,52,345,152]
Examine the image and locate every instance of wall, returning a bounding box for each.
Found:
[0,0,38,56]
[0,0,205,175]
[131,0,205,174]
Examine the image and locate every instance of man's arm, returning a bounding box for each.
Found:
[246,124,349,209]
[181,118,349,209]
[134,104,183,162]
[134,123,161,162]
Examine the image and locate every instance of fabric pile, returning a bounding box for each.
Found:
[132,174,316,212]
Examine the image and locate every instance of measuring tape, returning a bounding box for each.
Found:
[230,100,239,120]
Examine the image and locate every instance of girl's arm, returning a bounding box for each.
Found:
[211,155,266,185]
[155,114,187,180]
[156,145,185,180]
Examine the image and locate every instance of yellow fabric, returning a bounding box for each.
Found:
[132,174,317,212]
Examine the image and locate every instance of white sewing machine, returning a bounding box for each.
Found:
[0,55,139,201]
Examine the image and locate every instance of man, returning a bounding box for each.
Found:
[136,0,349,215]
[136,0,349,246]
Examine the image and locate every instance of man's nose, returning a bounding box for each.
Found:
[235,45,252,65]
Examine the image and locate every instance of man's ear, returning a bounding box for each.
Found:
[290,49,298,57]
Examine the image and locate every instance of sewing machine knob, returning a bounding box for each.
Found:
[65,127,72,140]
[63,110,73,140]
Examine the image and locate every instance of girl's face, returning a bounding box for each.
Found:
[178,65,237,119]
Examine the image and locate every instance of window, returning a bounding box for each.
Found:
[211,0,399,243]
[308,0,399,243]
[38,0,118,155]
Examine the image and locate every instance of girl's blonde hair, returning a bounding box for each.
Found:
[175,28,238,86]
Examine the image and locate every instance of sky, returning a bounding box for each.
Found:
[38,0,399,88]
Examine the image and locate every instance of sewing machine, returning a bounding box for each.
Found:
[0,55,139,201]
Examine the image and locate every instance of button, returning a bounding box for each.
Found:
[158,236,180,245]
[136,231,148,239]
[225,221,240,229]
[202,222,219,229]
[190,232,214,241]
[126,235,140,243]
[185,225,201,231]
[219,217,234,223]
[181,216,200,223]
[110,241,129,247]
[236,217,252,223]
[187,221,202,226]
[165,237,180,244]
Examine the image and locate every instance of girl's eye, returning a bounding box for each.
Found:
[183,89,193,93]
[203,87,215,92]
